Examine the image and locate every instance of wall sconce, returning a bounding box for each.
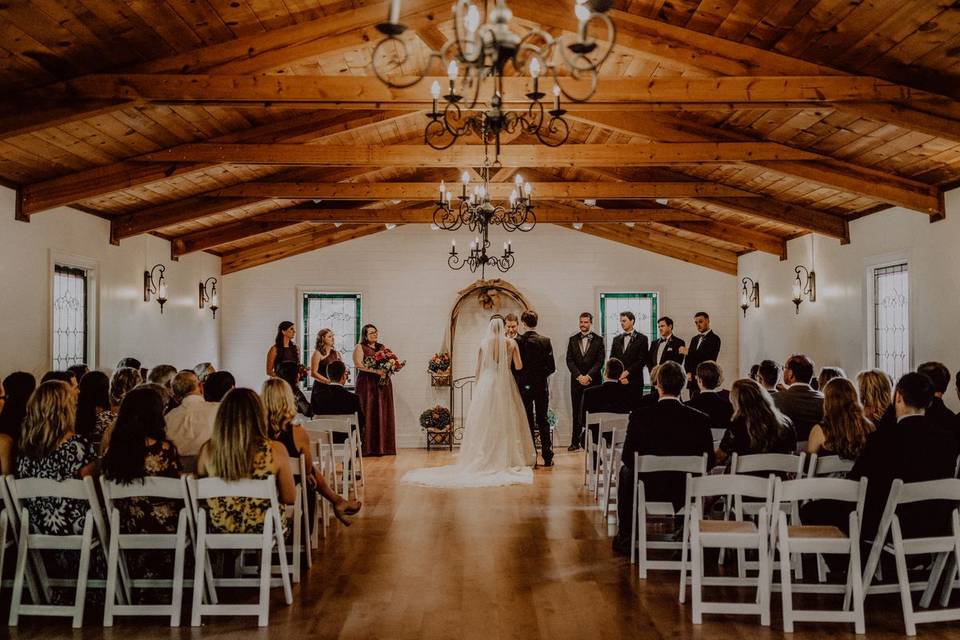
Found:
[740,277,760,317]
[791,265,816,314]
[199,276,219,319]
[143,263,168,314]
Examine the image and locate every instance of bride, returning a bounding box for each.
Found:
[403,315,536,487]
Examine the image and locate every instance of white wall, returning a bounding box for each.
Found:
[221,224,739,447]
[0,186,221,378]
[738,186,960,411]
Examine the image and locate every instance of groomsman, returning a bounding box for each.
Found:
[517,310,556,466]
[504,313,520,340]
[647,316,686,370]
[565,312,605,451]
[610,311,649,394]
[679,311,721,400]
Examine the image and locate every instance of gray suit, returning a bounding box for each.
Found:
[772,384,823,442]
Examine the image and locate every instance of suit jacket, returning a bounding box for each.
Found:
[311,384,364,427]
[622,398,716,511]
[772,383,824,441]
[517,331,555,390]
[926,397,957,434]
[648,334,686,370]
[582,381,634,420]
[686,390,733,432]
[850,415,959,540]
[683,330,721,376]
[566,331,605,386]
[610,331,649,385]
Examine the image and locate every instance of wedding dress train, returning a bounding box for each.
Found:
[402,317,536,488]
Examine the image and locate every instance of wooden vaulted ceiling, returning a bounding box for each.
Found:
[2,0,960,275]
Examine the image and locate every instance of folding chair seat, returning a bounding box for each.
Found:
[584,412,628,494]
[311,413,364,497]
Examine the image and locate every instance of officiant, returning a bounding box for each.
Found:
[566,312,604,451]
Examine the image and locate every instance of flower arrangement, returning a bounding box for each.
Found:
[546,409,558,429]
[428,352,451,374]
[363,347,406,385]
[419,405,452,431]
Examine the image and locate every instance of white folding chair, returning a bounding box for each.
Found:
[0,476,41,602]
[629,453,708,582]
[772,477,868,633]
[807,453,855,478]
[305,417,359,501]
[0,508,9,592]
[282,455,310,582]
[584,412,628,494]
[597,425,628,520]
[99,476,190,626]
[312,413,363,497]
[7,475,110,628]
[861,478,960,636]
[710,428,726,448]
[186,476,293,627]
[685,474,774,625]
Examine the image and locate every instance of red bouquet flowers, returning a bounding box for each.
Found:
[364,347,406,385]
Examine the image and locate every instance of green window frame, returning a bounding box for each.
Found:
[301,292,362,386]
[599,291,659,388]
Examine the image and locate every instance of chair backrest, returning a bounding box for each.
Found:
[585,412,629,431]
[1,475,19,532]
[188,476,277,501]
[807,453,855,478]
[892,478,960,505]
[732,452,805,477]
[711,428,726,444]
[312,413,359,428]
[9,476,90,501]
[288,454,307,481]
[775,476,867,505]
[636,453,709,475]
[689,473,773,501]
[303,418,352,438]
[100,476,188,506]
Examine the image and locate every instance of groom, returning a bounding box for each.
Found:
[516,310,556,466]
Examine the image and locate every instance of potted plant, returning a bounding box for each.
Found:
[428,352,451,387]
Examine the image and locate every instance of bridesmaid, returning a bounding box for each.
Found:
[266,321,300,378]
[309,328,341,412]
[353,324,397,456]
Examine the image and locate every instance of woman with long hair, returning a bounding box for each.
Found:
[0,371,36,445]
[262,378,360,525]
[352,323,397,456]
[309,328,341,410]
[717,378,797,465]
[16,381,98,536]
[110,367,142,411]
[266,321,300,378]
[807,377,874,460]
[857,369,894,427]
[196,388,296,533]
[76,371,114,445]
[817,366,846,391]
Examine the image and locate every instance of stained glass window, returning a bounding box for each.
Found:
[873,263,909,381]
[302,293,362,386]
[598,292,659,387]
[52,265,88,370]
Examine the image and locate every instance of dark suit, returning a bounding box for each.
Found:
[517,331,556,463]
[582,380,633,445]
[926,396,957,434]
[617,399,715,529]
[310,383,364,444]
[566,331,605,447]
[683,330,721,398]
[686,390,733,432]
[772,383,824,441]
[610,331,649,393]
[803,416,959,543]
[648,334,686,370]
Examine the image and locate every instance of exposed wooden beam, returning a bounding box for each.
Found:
[111,197,271,242]
[649,219,786,258]
[695,197,850,243]
[0,99,138,140]
[566,223,738,275]
[210,181,758,199]
[571,111,942,216]
[171,218,302,258]
[221,224,388,274]
[139,142,820,166]
[251,207,706,224]
[19,110,414,216]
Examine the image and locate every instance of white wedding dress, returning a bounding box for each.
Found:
[402,317,536,488]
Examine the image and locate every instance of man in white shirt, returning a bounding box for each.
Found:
[164,370,218,457]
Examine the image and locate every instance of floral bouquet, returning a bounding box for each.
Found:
[364,347,406,385]
[419,405,452,431]
[428,352,451,374]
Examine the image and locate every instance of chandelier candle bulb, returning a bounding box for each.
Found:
[388,0,400,24]
[553,84,561,111]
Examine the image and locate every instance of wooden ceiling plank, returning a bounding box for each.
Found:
[170,218,302,257]
[249,206,708,223]
[651,219,787,257]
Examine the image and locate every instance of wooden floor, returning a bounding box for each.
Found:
[7,450,960,639]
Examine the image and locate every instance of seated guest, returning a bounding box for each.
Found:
[817,366,846,391]
[311,361,363,444]
[275,361,312,417]
[261,378,361,525]
[917,362,956,433]
[116,357,141,370]
[688,361,733,432]
[16,381,98,536]
[110,367,142,413]
[41,371,79,400]
[857,369,894,430]
[773,354,823,441]
[75,370,115,445]
[203,370,235,402]
[148,364,178,389]
[806,377,873,460]
[164,371,218,457]
[757,359,780,395]
[0,371,36,445]
[717,379,796,466]
[196,388,296,533]
[581,358,633,443]
[612,361,714,554]
[67,364,89,382]
[101,387,182,535]
[749,364,761,383]
[804,373,959,542]
[193,362,216,385]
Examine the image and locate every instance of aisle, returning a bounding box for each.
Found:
[8,450,957,639]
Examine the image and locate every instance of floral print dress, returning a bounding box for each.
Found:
[207,439,276,533]
[16,434,98,535]
[114,440,183,534]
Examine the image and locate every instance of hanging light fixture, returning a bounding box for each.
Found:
[373,0,616,162]
[199,276,219,319]
[791,235,817,314]
[434,164,535,232]
[448,230,515,278]
[144,264,168,314]
[740,277,760,317]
